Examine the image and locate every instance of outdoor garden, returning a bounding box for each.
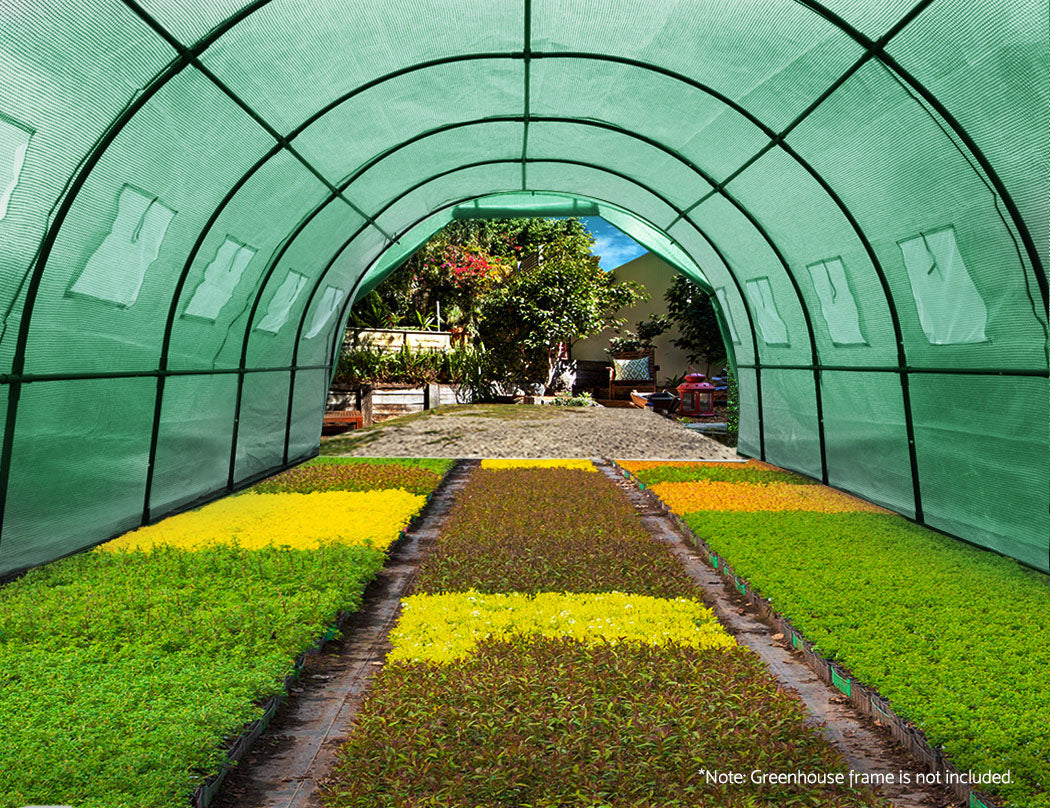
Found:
[333,217,732,424]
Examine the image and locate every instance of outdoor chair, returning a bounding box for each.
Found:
[607,349,658,400]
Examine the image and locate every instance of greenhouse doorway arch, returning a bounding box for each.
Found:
[0,0,1045,576]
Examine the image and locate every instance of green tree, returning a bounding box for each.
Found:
[347,218,643,394]
[360,218,597,333]
[664,275,727,371]
[477,247,643,391]
[607,312,673,355]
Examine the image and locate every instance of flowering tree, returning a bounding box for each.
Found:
[359,224,514,332]
[349,218,643,393]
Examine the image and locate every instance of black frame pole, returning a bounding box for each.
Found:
[281,237,378,464]
[140,144,282,523]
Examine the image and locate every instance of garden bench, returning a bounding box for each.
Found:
[322,409,363,434]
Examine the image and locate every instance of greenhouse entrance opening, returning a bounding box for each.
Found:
[325,197,741,456]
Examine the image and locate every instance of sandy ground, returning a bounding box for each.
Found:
[321,404,739,459]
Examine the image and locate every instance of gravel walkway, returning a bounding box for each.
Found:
[321,405,739,459]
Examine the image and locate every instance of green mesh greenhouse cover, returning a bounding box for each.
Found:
[0,0,1046,576]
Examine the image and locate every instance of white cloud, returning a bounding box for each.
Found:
[584,217,647,270]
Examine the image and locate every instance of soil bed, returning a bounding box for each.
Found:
[619,459,1047,808]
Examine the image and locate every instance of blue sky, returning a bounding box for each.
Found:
[582,217,647,270]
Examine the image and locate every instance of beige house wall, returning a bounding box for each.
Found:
[573,252,696,385]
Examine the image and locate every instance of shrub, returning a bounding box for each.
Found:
[389,590,734,664]
[617,459,816,486]
[650,480,887,515]
[551,390,595,406]
[0,543,386,808]
[0,457,451,807]
[100,490,424,553]
[725,365,739,439]
[478,458,596,471]
[309,456,454,476]
[335,342,448,385]
[252,460,445,495]
[325,461,888,808]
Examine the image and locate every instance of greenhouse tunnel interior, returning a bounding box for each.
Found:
[0,0,1046,577]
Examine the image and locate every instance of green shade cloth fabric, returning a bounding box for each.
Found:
[0,0,1046,575]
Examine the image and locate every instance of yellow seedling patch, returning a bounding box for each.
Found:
[388,590,735,664]
[100,490,425,553]
[479,458,597,471]
[651,480,889,515]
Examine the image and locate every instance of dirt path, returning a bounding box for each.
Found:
[322,404,738,459]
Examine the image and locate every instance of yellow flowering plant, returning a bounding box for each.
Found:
[388,590,735,664]
[651,480,889,515]
[100,490,425,553]
[479,458,597,471]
